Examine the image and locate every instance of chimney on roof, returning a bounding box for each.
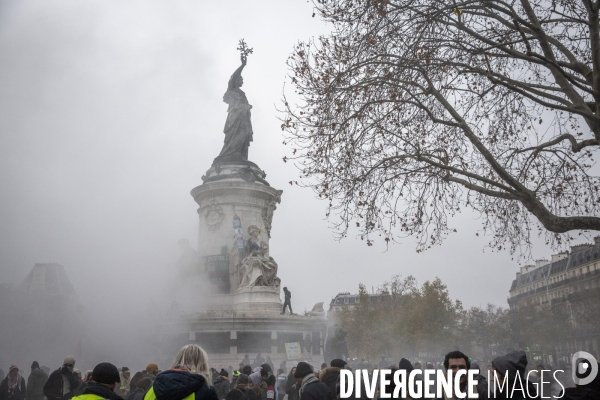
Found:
[551,252,569,263]
[572,244,593,253]
[535,259,549,268]
[520,265,535,274]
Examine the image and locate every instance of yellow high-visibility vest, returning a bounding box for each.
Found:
[144,387,195,400]
[72,394,106,400]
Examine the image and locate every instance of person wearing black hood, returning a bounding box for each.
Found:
[562,360,600,400]
[125,378,152,400]
[144,344,217,400]
[490,351,537,399]
[27,362,48,400]
[397,358,416,399]
[72,362,123,400]
[213,369,230,400]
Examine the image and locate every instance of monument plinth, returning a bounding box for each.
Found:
[190,160,283,313]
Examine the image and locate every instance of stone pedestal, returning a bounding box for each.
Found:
[158,311,327,370]
[161,160,327,368]
[189,160,284,313]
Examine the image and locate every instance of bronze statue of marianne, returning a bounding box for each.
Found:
[214,40,254,164]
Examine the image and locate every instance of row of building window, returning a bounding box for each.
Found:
[513,263,598,297]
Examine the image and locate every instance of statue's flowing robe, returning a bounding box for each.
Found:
[238,248,280,288]
[218,88,253,160]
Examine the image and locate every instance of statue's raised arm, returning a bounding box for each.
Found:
[228,56,246,91]
[213,40,255,164]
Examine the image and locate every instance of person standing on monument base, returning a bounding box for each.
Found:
[281,287,292,315]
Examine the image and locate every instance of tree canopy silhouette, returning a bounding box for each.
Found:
[282,0,600,254]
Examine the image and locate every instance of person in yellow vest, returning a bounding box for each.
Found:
[72,363,123,400]
[144,344,217,400]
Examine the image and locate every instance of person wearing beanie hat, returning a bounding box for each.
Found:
[44,357,82,400]
[259,364,272,375]
[247,370,268,400]
[0,365,26,400]
[213,369,230,400]
[292,363,312,380]
[292,362,327,400]
[329,359,347,369]
[27,361,48,400]
[144,364,158,382]
[71,363,122,400]
[248,372,261,388]
[229,371,240,392]
[492,351,527,379]
[235,374,249,392]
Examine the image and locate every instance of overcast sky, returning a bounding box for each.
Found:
[0,0,584,316]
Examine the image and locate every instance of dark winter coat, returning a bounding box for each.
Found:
[27,369,48,400]
[213,376,230,400]
[44,368,80,400]
[298,376,328,400]
[317,368,340,400]
[563,362,600,400]
[150,370,217,400]
[125,387,147,400]
[72,382,124,400]
[130,391,145,400]
[0,376,26,400]
[284,375,298,400]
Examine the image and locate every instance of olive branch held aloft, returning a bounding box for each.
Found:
[237,39,253,62]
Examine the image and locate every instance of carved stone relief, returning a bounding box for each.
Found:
[204,200,224,231]
[261,190,283,238]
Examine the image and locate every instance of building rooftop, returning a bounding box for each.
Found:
[510,241,600,291]
[19,263,76,296]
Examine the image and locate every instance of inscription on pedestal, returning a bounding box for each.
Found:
[204,253,230,293]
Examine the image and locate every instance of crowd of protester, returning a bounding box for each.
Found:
[0,345,598,400]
